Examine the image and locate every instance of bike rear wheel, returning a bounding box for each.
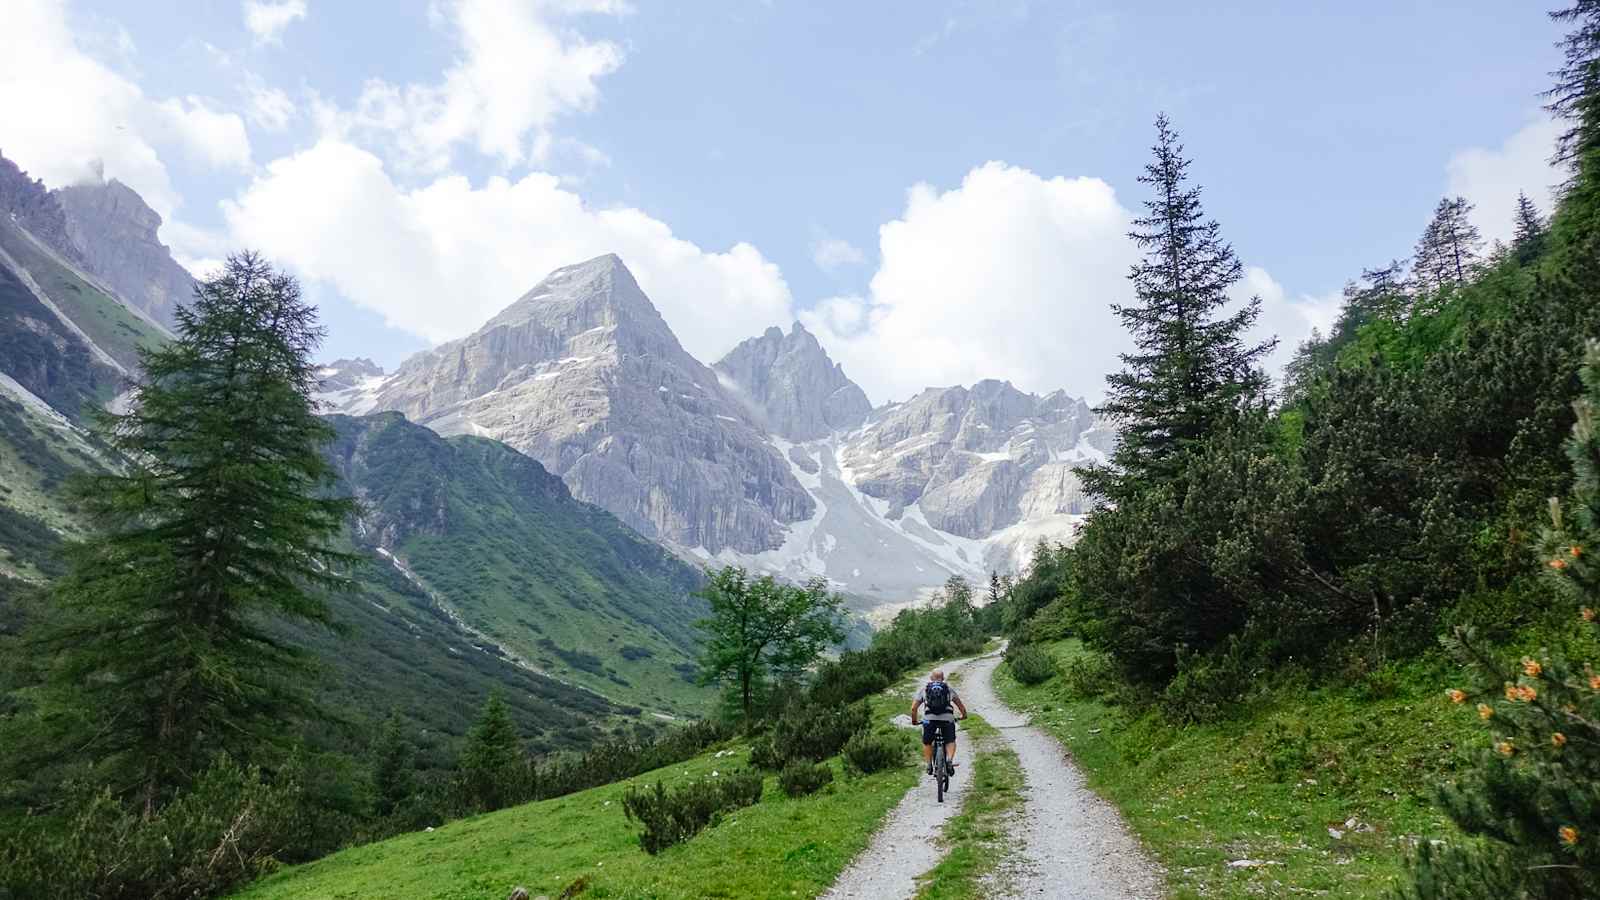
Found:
[933,737,947,803]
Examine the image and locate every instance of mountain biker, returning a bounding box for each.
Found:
[910,668,968,776]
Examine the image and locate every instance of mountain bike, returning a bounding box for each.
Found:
[931,732,950,802]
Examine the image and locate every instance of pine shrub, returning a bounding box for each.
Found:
[1061,650,1115,700]
[767,700,870,766]
[843,731,905,775]
[778,760,834,797]
[1400,340,1600,899]
[1005,643,1058,686]
[747,736,783,772]
[621,770,762,855]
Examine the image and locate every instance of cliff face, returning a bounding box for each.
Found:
[714,323,871,441]
[53,179,196,329]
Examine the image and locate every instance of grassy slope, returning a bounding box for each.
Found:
[234,691,923,900]
[994,640,1483,900]
[331,413,713,714]
[0,218,166,373]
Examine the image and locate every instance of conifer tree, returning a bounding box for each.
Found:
[1514,192,1549,263]
[458,693,527,813]
[1411,197,1483,295]
[12,253,356,813]
[372,711,419,818]
[1080,114,1274,501]
[1547,0,1600,168]
[1402,340,1600,898]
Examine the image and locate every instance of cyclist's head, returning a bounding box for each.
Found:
[930,669,945,681]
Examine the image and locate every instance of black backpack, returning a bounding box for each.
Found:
[924,680,952,715]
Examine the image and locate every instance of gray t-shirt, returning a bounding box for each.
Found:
[915,682,961,722]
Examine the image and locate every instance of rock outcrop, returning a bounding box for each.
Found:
[53,178,196,329]
[714,323,871,440]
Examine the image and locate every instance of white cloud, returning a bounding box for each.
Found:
[334,0,626,173]
[800,162,1137,404]
[811,236,866,272]
[0,0,251,222]
[223,140,792,362]
[1234,266,1342,377]
[248,85,296,131]
[1447,115,1563,245]
[153,96,252,170]
[243,0,307,44]
[798,162,1331,405]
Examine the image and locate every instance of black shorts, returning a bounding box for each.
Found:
[921,719,956,746]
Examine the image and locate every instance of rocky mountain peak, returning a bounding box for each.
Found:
[365,255,814,555]
[714,321,871,440]
[0,152,76,258]
[52,177,195,329]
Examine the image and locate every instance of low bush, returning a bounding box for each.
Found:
[1004,643,1058,686]
[778,760,834,797]
[843,731,905,775]
[747,736,783,771]
[621,769,763,855]
[767,701,869,766]
[0,755,306,900]
[1158,645,1252,724]
[1060,649,1115,700]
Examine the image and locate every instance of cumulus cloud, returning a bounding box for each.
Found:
[0,0,250,221]
[811,236,866,272]
[797,162,1334,405]
[222,139,792,361]
[1447,115,1563,245]
[243,0,307,44]
[332,0,626,173]
[799,162,1137,404]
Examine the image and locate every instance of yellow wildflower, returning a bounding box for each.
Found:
[1446,689,1466,703]
[1478,703,1494,720]
[1551,558,1569,570]
[1561,826,1580,846]
[1553,732,1568,748]
[1524,657,1543,678]
[1496,741,1515,757]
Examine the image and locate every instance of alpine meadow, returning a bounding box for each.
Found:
[3,2,1600,899]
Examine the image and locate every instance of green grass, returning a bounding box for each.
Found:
[993,640,1483,900]
[915,716,1025,900]
[0,218,166,372]
[234,692,924,900]
[330,414,714,714]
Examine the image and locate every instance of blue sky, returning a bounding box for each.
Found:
[0,0,1567,403]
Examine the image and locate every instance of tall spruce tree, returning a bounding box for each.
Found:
[458,693,527,813]
[1547,0,1600,168]
[1513,192,1549,263]
[1411,196,1484,295]
[17,253,356,812]
[1080,114,1274,501]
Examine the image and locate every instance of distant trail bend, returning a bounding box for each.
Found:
[822,649,1164,900]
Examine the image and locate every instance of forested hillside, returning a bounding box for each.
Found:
[993,3,1600,896]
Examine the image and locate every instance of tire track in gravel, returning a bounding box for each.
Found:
[959,653,1165,899]
[821,650,1165,900]
[820,652,985,900]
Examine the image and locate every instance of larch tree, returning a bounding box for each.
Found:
[1411,197,1484,296]
[1080,114,1275,502]
[17,252,357,813]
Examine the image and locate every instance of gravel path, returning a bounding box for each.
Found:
[820,653,983,900]
[822,650,1164,900]
[960,653,1166,899]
